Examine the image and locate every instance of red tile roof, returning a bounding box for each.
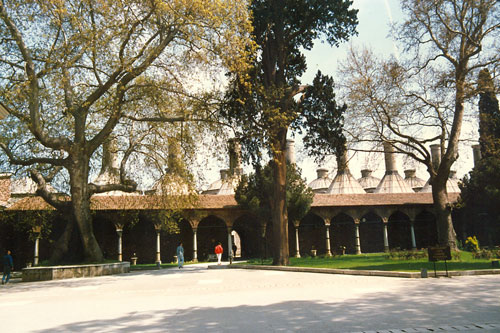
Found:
[4,192,459,211]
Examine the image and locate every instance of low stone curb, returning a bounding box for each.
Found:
[22,261,130,282]
[229,264,500,278]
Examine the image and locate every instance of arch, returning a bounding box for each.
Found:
[360,212,384,253]
[331,213,356,254]
[232,213,261,259]
[197,215,228,261]
[414,210,438,248]
[295,213,325,256]
[388,211,412,250]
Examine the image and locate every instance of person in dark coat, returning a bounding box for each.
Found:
[2,250,14,285]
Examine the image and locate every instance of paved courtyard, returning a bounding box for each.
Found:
[0,264,499,332]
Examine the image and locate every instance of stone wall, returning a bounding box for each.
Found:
[22,262,130,282]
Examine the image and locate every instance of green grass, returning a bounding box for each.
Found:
[244,251,499,272]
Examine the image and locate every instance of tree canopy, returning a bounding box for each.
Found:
[222,0,357,265]
[338,0,499,250]
[0,0,253,262]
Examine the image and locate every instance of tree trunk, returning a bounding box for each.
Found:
[270,131,289,265]
[69,159,104,262]
[49,216,74,263]
[431,174,458,251]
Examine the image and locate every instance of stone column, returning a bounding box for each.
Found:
[114,223,124,262]
[116,229,123,262]
[325,220,332,257]
[383,218,389,252]
[32,226,42,266]
[193,228,198,262]
[154,225,162,265]
[354,219,361,255]
[410,221,417,250]
[294,222,301,258]
[227,227,233,262]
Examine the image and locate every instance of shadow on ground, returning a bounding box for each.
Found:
[32,275,500,333]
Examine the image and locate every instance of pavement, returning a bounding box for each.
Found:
[0,262,499,332]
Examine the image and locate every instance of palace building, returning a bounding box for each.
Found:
[0,140,475,268]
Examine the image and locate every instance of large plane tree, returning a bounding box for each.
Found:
[0,0,252,262]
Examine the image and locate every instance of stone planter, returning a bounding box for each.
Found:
[22,262,130,282]
[310,249,317,257]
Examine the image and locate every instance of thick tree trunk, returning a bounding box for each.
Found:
[270,132,289,265]
[49,216,74,263]
[69,160,104,262]
[431,176,457,251]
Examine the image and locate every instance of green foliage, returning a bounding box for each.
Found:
[387,249,428,260]
[222,0,357,162]
[235,162,314,224]
[458,69,500,246]
[471,248,500,259]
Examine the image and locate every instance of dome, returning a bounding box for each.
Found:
[404,169,426,192]
[327,170,366,194]
[308,168,332,193]
[358,169,380,193]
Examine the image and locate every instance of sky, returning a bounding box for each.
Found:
[203,0,479,188]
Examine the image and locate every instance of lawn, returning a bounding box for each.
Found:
[244,251,499,272]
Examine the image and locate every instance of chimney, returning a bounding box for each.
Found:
[430,144,441,171]
[383,142,397,174]
[285,139,296,165]
[404,169,416,179]
[361,169,373,178]
[317,168,329,179]
[0,173,12,204]
[228,138,242,176]
[472,144,482,167]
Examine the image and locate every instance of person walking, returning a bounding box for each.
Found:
[176,242,184,269]
[2,250,14,285]
[214,242,223,265]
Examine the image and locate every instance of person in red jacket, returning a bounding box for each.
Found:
[214,242,223,265]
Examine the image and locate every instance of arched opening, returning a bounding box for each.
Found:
[297,213,325,256]
[388,211,412,250]
[197,216,228,261]
[414,210,438,248]
[231,230,241,257]
[232,214,261,259]
[360,212,384,253]
[331,213,355,254]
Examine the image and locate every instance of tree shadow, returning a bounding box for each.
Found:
[32,275,500,333]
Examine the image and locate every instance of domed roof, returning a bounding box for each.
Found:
[404,169,426,192]
[327,170,366,194]
[358,169,380,193]
[419,170,461,193]
[308,168,332,193]
[374,172,414,194]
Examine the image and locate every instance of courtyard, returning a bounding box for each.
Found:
[0,264,499,332]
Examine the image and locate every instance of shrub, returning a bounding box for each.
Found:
[387,249,427,260]
[465,236,480,252]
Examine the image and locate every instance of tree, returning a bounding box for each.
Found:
[339,0,499,250]
[458,68,500,246]
[0,0,252,262]
[235,162,314,252]
[223,0,357,265]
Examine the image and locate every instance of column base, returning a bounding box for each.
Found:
[295,253,301,258]
[192,258,198,263]
[325,251,332,257]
